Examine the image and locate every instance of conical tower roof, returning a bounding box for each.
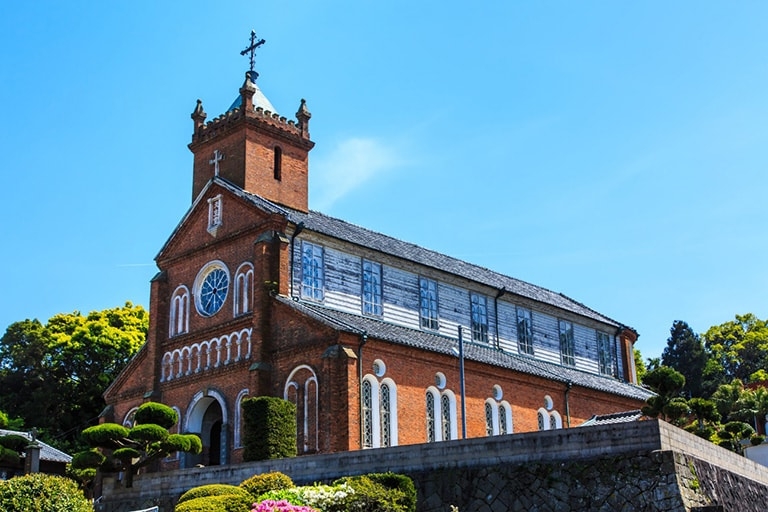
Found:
[228,70,276,113]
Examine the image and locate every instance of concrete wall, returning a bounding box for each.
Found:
[97,420,768,512]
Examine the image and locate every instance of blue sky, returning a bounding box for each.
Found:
[1,2,767,362]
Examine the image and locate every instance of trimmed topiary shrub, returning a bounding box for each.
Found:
[178,484,254,504]
[135,401,178,429]
[242,397,297,461]
[175,493,254,512]
[0,473,91,512]
[240,471,294,499]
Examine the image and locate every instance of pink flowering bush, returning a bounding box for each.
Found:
[252,499,319,512]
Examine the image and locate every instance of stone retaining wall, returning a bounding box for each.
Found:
[97,420,768,512]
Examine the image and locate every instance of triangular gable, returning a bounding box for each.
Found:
[156,177,290,263]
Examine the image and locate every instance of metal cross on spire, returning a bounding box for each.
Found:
[240,30,266,78]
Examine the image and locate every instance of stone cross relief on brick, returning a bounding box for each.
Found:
[209,149,224,177]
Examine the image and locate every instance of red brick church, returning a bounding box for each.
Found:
[103,33,652,469]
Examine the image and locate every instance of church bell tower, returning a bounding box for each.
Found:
[188,31,315,212]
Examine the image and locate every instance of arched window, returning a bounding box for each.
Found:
[426,386,456,442]
[381,382,392,447]
[426,389,438,443]
[537,408,550,431]
[284,366,318,454]
[273,146,282,181]
[234,389,249,449]
[234,263,254,316]
[169,286,190,337]
[499,402,512,435]
[441,394,452,441]
[362,369,398,449]
[123,408,139,428]
[550,411,563,430]
[485,401,495,436]
[362,378,375,448]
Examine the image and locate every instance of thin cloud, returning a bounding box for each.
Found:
[311,137,402,211]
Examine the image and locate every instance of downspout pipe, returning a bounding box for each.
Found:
[289,222,305,299]
[564,381,573,428]
[357,331,368,448]
[493,287,506,350]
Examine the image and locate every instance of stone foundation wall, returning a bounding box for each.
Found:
[96,420,768,512]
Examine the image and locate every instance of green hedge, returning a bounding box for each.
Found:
[242,397,297,461]
[0,473,91,512]
[178,484,254,504]
[334,473,416,512]
[174,494,254,512]
[240,471,294,498]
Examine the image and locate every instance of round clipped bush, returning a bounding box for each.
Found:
[241,471,294,499]
[0,473,91,512]
[178,484,254,504]
[175,493,254,512]
[135,401,178,429]
[0,434,30,452]
[129,423,169,443]
[81,423,130,447]
[71,449,106,469]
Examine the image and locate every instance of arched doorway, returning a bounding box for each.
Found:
[184,391,228,467]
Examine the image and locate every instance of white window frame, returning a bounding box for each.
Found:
[362,260,383,316]
[559,319,575,366]
[419,278,439,330]
[301,241,324,301]
[516,307,534,355]
[470,292,489,343]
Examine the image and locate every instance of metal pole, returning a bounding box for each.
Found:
[458,326,467,439]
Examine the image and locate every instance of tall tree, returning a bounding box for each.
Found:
[661,320,708,398]
[0,303,147,452]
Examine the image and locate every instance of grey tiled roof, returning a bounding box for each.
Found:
[274,296,653,402]
[224,180,628,330]
[0,429,72,463]
[579,410,644,427]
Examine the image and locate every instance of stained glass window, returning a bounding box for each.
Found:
[485,402,494,436]
[426,392,436,443]
[441,394,452,441]
[381,383,391,447]
[499,404,509,435]
[362,380,373,448]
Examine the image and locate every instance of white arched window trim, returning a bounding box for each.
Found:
[499,400,513,434]
[537,407,551,431]
[380,377,398,447]
[233,263,254,317]
[234,389,249,448]
[123,407,139,427]
[485,398,500,436]
[426,386,442,443]
[169,285,190,337]
[284,365,319,454]
[441,390,458,441]
[550,410,563,430]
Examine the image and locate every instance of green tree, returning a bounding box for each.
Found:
[702,313,768,389]
[641,366,686,423]
[662,320,708,398]
[633,348,647,382]
[0,302,147,452]
[72,402,201,488]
